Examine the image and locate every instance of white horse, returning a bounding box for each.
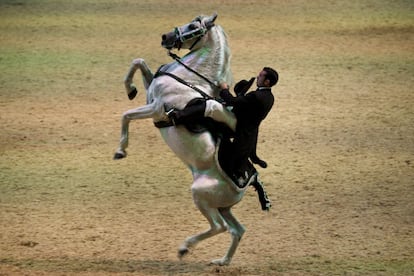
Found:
[114,14,250,266]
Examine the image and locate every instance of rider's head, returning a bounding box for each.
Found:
[257,67,278,88]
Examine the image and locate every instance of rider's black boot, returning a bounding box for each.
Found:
[167,101,207,126]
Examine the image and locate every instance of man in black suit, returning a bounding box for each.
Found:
[218,67,278,184]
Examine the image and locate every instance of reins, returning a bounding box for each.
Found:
[168,51,218,89]
[153,50,220,101]
[154,70,212,100]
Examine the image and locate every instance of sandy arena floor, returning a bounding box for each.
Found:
[1,0,413,275]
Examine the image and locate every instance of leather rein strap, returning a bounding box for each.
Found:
[154,70,212,100]
[168,51,218,89]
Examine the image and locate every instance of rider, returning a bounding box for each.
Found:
[167,67,278,210]
[217,68,277,181]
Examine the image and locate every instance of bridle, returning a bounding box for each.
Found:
[174,26,205,51]
[173,18,214,51]
[154,18,219,100]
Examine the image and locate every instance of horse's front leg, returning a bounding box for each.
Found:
[124,58,154,101]
[113,103,156,159]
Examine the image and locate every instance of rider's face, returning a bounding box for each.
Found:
[256,70,269,87]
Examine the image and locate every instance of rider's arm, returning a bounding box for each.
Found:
[220,87,249,108]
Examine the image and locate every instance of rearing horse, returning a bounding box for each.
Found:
[114,14,248,266]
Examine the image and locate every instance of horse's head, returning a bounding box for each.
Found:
[161,13,218,51]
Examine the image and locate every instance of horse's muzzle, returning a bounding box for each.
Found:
[161,32,178,50]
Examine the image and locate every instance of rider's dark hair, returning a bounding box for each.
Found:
[263,67,278,87]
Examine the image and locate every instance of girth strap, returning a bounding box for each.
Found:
[154,120,174,128]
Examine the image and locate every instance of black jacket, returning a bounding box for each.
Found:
[220,87,274,170]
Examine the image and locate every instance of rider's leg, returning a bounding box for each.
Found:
[248,131,268,168]
[167,99,236,131]
[204,100,236,131]
[167,100,207,125]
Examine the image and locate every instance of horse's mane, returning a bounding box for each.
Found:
[183,19,232,89]
[212,25,233,86]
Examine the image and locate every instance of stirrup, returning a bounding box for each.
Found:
[164,104,177,125]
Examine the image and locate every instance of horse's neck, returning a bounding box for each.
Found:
[177,26,232,86]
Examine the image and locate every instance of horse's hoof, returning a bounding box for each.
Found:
[113,152,126,160]
[128,86,138,100]
[178,248,189,259]
[210,257,231,266]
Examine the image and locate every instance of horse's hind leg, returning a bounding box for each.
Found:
[178,181,228,259]
[178,206,227,259]
[209,207,245,266]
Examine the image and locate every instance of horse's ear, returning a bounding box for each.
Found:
[205,13,218,29]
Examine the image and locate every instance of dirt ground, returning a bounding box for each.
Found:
[1,0,413,275]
